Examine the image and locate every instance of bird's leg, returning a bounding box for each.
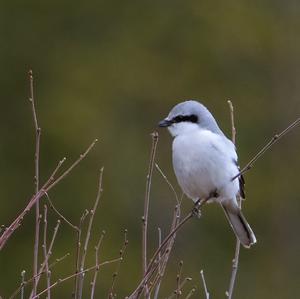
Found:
[192,198,205,218]
[192,189,219,219]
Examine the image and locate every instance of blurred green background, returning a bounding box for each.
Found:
[1,1,300,298]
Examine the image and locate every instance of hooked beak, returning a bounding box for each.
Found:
[158,119,172,127]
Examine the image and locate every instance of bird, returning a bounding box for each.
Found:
[158,100,256,248]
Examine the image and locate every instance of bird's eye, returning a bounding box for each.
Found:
[173,114,198,123]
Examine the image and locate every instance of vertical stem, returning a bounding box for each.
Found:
[77,168,104,299]
[43,205,51,299]
[142,132,159,298]
[200,270,210,299]
[226,100,240,299]
[29,70,41,296]
[90,231,105,299]
[20,270,26,299]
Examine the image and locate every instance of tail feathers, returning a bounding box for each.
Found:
[221,202,257,248]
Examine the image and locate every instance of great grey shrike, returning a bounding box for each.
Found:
[159,100,256,248]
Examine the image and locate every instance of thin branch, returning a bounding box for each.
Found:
[45,193,79,231]
[90,230,105,299]
[167,277,193,299]
[73,209,89,299]
[227,100,236,145]
[129,203,199,299]
[0,139,97,250]
[184,287,196,299]
[29,219,61,299]
[32,257,122,299]
[44,139,98,192]
[77,168,104,299]
[176,261,184,298]
[43,205,51,299]
[142,131,159,299]
[9,253,70,299]
[20,270,26,299]
[226,100,241,299]
[153,228,162,299]
[29,70,41,297]
[200,270,209,299]
[130,194,211,299]
[108,229,129,299]
[155,163,179,204]
[232,117,300,181]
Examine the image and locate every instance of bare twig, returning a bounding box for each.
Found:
[176,261,184,298]
[45,193,79,231]
[42,205,51,299]
[129,200,204,299]
[29,219,61,299]
[184,287,196,299]
[0,139,97,250]
[153,228,162,299]
[73,209,89,299]
[226,100,241,299]
[20,270,26,299]
[152,206,181,298]
[77,168,104,299]
[45,139,98,192]
[108,230,129,299]
[32,257,122,299]
[142,132,159,298]
[232,117,300,181]
[90,230,105,299]
[200,270,209,299]
[9,253,70,299]
[28,70,41,297]
[167,277,193,299]
[227,100,236,145]
[155,163,179,204]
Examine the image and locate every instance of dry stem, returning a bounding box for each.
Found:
[32,257,122,299]
[226,100,241,299]
[9,253,70,299]
[90,230,105,299]
[0,139,97,250]
[107,230,129,299]
[142,132,159,298]
[29,70,41,297]
[77,168,104,299]
[232,117,300,181]
[43,205,51,299]
[200,270,209,299]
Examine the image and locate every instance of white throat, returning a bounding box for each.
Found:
[168,122,200,137]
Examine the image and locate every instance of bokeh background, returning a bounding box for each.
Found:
[1,1,300,298]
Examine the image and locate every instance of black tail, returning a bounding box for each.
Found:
[221,201,256,248]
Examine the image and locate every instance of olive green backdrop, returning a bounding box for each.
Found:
[1,1,300,298]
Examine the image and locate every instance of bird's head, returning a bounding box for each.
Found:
[158,100,223,137]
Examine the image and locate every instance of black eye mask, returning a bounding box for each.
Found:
[172,114,198,124]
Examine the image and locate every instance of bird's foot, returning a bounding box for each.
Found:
[192,198,203,218]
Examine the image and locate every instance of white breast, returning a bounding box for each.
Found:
[172,129,239,202]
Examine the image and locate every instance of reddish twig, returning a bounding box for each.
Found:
[42,205,51,299]
[32,257,122,299]
[9,253,70,299]
[108,230,129,299]
[90,230,105,299]
[226,100,241,299]
[28,70,41,297]
[77,168,104,299]
[142,132,159,298]
[29,219,61,299]
[73,209,89,299]
[232,117,300,181]
[0,139,97,250]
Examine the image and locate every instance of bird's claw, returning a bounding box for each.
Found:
[192,204,202,218]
